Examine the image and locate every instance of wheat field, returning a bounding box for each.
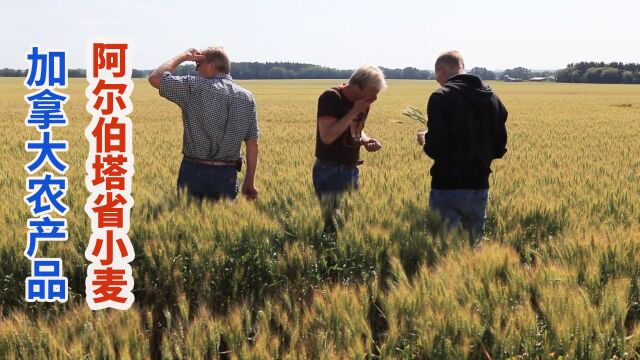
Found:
[1,77,639,359]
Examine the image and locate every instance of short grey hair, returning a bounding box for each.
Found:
[201,46,231,74]
[349,65,387,91]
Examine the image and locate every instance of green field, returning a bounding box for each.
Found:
[1,77,640,359]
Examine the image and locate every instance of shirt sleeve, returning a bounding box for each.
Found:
[244,94,260,140]
[423,92,448,159]
[317,90,340,118]
[493,98,508,158]
[159,71,192,108]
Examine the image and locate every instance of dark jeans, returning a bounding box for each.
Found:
[312,159,359,235]
[177,160,238,201]
[429,189,489,245]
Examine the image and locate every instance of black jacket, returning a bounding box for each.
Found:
[424,74,508,189]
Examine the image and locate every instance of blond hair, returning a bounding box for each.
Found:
[348,65,387,90]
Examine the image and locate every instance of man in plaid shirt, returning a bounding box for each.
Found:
[149,46,259,201]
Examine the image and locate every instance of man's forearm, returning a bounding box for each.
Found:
[319,108,360,144]
[148,54,186,89]
[244,139,259,184]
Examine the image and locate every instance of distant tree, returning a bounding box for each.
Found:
[556,68,572,82]
[556,62,640,84]
[468,67,496,80]
[267,66,291,79]
[600,67,621,83]
[132,69,149,78]
[504,67,532,80]
[68,68,86,78]
[297,66,318,79]
[174,64,196,76]
[0,68,26,77]
[379,67,431,79]
[382,67,402,79]
[402,67,419,79]
[582,67,602,83]
[571,70,582,83]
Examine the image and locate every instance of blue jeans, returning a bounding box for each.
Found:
[312,159,359,234]
[177,160,238,201]
[312,159,359,198]
[429,189,489,244]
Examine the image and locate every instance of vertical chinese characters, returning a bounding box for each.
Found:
[23,47,69,303]
[85,41,135,310]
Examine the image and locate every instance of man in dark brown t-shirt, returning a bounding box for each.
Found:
[313,65,387,236]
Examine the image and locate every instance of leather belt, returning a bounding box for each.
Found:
[315,158,364,167]
[183,155,239,166]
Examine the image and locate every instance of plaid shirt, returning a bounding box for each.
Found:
[159,72,259,161]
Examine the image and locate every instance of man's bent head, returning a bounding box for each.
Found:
[435,50,465,86]
[348,65,387,101]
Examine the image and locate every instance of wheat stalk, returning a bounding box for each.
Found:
[402,107,427,125]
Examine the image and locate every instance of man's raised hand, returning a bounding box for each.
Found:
[353,98,373,114]
[182,48,205,62]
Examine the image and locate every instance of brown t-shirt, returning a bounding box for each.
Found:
[315,86,369,165]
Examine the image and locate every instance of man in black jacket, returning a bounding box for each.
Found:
[417,50,508,245]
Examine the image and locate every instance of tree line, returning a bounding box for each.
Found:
[171,62,434,80]
[0,65,551,82]
[0,62,433,80]
[0,68,149,78]
[4,62,638,83]
[556,62,640,84]
[469,67,556,81]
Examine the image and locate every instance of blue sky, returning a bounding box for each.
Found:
[1,0,638,70]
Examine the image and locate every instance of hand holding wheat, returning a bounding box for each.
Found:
[403,107,427,145]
